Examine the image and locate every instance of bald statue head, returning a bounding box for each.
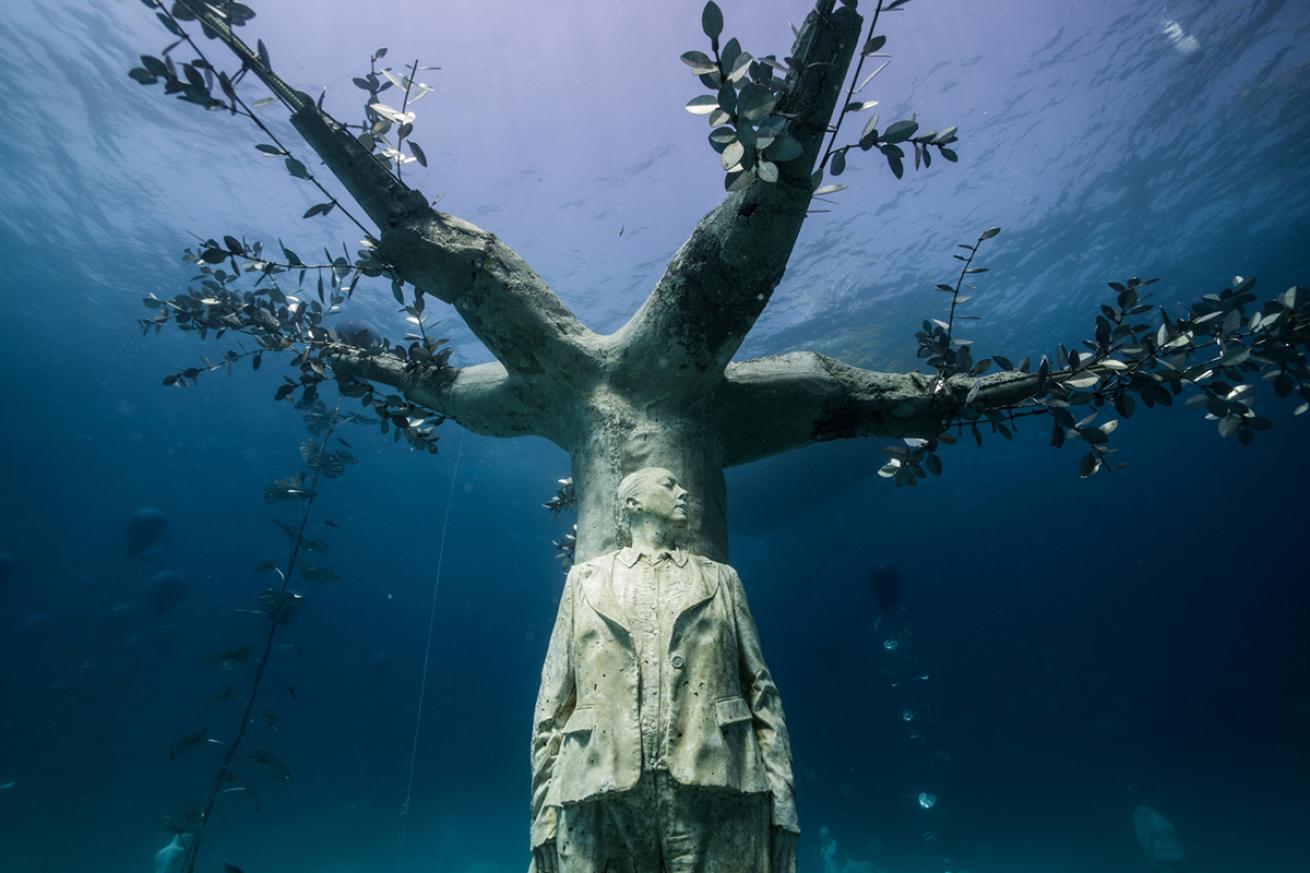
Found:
[616,467,690,548]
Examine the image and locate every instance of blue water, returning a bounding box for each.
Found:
[1,1,1307,871]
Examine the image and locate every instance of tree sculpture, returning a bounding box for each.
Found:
[130,0,1310,867]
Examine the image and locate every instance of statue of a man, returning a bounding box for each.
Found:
[531,467,798,872]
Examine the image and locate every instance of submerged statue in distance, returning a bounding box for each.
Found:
[531,467,798,873]
[1133,804,1186,871]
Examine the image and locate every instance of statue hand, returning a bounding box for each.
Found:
[770,826,797,873]
[533,839,560,873]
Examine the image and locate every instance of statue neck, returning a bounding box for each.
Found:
[628,520,680,555]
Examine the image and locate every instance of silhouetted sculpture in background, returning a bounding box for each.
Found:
[1134,804,1186,871]
[125,506,167,558]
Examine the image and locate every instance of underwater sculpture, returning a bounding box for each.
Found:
[1133,804,1186,871]
[147,569,189,620]
[125,507,168,558]
[153,833,189,873]
[128,0,1310,869]
[532,467,795,872]
[819,826,882,873]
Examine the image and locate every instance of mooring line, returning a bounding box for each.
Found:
[397,428,465,868]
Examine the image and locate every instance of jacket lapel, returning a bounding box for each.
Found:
[579,551,631,637]
[672,553,719,626]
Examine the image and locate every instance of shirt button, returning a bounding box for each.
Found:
[671,655,685,669]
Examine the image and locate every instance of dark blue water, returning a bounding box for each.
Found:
[1,1,1307,871]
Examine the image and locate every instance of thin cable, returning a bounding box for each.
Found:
[396,429,465,867]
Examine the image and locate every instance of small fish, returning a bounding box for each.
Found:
[0,779,16,790]
[222,861,245,873]
[285,684,298,700]
[170,728,209,759]
[618,225,625,237]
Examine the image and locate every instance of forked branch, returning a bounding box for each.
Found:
[170,0,596,379]
[612,0,862,384]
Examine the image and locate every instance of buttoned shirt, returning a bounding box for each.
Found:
[531,548,799,849]
[611,546,689,770]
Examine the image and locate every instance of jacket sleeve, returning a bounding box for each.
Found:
[728,566,799,833]
[530,569,578,848]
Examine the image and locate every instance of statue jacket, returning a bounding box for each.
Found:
[530,548,797,848]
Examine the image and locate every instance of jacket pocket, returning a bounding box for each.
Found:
[563,705,595,735]
[714,696,753,729]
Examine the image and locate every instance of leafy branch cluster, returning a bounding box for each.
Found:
[680,0,960,201]
[542,477,576,516]
[680,1,800,191]
[818,0,960,188]
[140,233,452,454]
[915,226,1002,393]
[130,1,455,452]
[128,0,375,236]
[541,477,578,570]
[127,1,255,110]
[344,47,438,180]
[164,402,361,873]
[880,232,1310,485]
[130,0,437,187]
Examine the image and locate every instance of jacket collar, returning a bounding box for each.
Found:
[616,547,689,568]
[579,549,713,638]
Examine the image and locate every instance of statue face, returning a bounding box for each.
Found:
[627,467,689,527]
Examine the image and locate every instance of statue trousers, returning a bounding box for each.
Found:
[556,770,773,873]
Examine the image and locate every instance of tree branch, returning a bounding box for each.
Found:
[376,214,599,377]
[334,354,565,443]
[611,0,862,384]
[178,0,598,378]
[716,352,1037,466]
[176,0,425,227]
